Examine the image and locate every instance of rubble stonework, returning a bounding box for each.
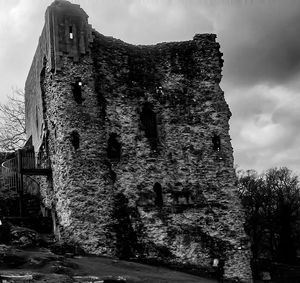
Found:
[24,0,252,281]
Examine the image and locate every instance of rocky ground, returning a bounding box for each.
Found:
[0,245,219,283]
[0,223,218,283]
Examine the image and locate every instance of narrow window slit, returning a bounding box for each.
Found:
[153,182,163,206]
[70,131,80,150]
[140,103,158,150]
[107,133,121,160]
[72,78,83,104]
[35,106,39,130]
[212,134,221,151]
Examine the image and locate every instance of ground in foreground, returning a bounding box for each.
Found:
[0,246,218,283]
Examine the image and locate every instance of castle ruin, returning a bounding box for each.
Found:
[23,0,252,281]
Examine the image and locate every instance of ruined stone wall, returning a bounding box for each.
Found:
[89,32,252,282]
[41,55,116,254]
[25,1,252,281]
[25,0,93,150]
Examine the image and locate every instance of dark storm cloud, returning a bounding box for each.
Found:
[210,1,300,173]
[217,0,300,86]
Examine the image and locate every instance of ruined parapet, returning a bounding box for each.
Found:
[44,0,93,71]
[25,0,93,150]
[25,1,252,281]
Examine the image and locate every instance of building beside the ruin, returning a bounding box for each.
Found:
[5,0,253,281]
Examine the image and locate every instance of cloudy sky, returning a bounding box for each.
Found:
[0,0,299,174]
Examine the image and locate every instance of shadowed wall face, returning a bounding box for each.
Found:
[24,1,252,282]
[90,32,252,282]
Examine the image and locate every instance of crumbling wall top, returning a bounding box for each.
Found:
[45,0,93,71]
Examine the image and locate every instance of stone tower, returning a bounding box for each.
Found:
[25,0,252,281]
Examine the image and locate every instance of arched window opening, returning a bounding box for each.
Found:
[70,131,80,150]
[153,182,163,206]
[69,26,73,39]
[212,134,221,151]
[107,133,121,160]
[140,103,158,150]
[72,78,83,104]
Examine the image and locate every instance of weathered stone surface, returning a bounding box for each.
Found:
[24,1,252,282]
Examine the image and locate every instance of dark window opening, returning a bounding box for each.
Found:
[69,26,73,39]
[153,182,163,206]
[72,78,83,104]
[140,103,158,149]
[107,133,121,160]
[70,131,80,150]
[212,134,221,151]
[110,169,117,183]
[35,106,39,130]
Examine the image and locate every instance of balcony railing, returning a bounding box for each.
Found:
[2,157,19,191]
[1,149,52,193]
[18,150,51,175]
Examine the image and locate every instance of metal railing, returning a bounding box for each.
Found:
[1,149,51,217]
[21,151,51,170]
[2,157,18,191]
[1,150,51,193]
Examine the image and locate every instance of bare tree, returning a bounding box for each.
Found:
[238,167,300,264]
[0,89,26,152]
